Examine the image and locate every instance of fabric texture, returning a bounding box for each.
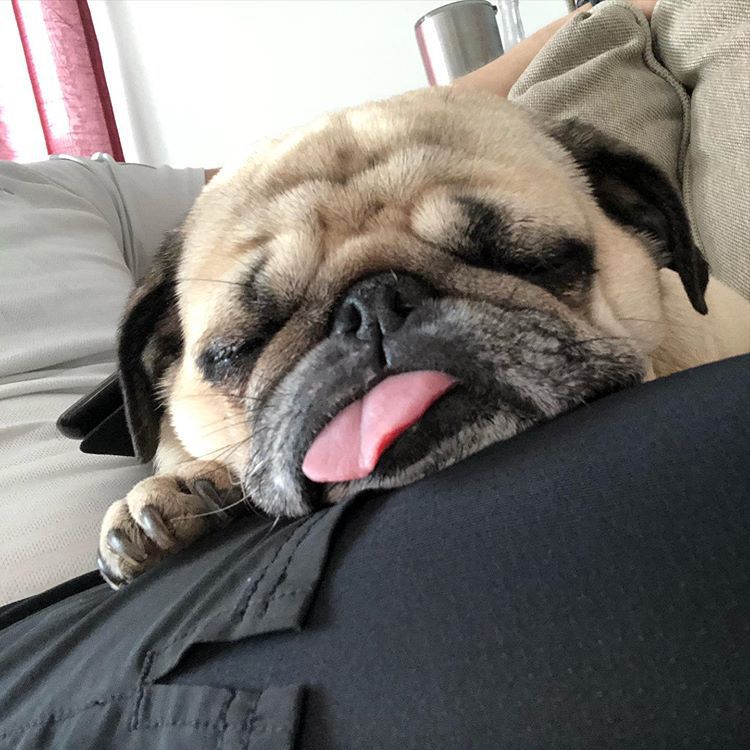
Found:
[510,0,749,299]
[652,0,750,300]
[1,355,747,748]
[510,1,689,183]
[0,157,204,605]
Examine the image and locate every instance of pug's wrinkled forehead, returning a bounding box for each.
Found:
[177,88,593,338]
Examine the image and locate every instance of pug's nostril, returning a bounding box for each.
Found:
[333,300,363,336]
[377,287,411,335]
[330,272,435,345]
[392,289,416,318]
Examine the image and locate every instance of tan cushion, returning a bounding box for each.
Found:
[509,0,749,299]
[653,0,750,299]
[510,1,688,182]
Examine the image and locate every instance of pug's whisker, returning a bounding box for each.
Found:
[195,414,247,431]
[205,403,265,421]
[191,411,253,431]
[196,420,252,440]
[168,437,252,468]
[175,393,265,403]
[256,516,283,546]
[223,438,257,461]
[573,334,644,346]
[244,503,270,521]
[174,494,250,521]
[181,277,252,287]
[246,424,288,443]
[617,317,663,325]
[619,315,703,334]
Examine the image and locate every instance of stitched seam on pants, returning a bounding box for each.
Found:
[131,649,155,729]
[145,511,327,683]
[255,518,323,618]
[130,719,247,731]
[262,589,306,603]
[214,688,237,750]
[237,513,325,623]
[0,692,134,744]
[231,525,303,623]
[251,723,295,735]
[152,523,302,653]
[240,691,262,749]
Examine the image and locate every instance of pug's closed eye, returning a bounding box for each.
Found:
[452,196,596,296]
[198,338,265,384]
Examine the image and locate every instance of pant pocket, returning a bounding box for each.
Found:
[2,683,303,750]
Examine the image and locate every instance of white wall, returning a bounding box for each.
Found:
[90,0,568,168]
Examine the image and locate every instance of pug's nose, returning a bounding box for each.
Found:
[331,273,435,342]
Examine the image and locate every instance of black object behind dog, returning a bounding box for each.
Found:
[57,371,134,457]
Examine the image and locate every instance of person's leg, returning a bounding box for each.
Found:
[0,356,748,748]
[172,355,750,748]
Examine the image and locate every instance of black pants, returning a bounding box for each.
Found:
[1,356,748,749]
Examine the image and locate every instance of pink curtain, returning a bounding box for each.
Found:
[1,0,123,162]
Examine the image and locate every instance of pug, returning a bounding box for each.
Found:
[97,87,750,587]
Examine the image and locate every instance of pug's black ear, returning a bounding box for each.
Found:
[547,118,709,314]
[118,230,184,462]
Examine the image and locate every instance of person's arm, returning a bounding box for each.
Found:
[453,1,656,98]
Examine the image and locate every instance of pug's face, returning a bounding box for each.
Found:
[120,88,707,517]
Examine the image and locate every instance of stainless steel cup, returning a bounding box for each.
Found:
[496,0,525,51]
[415,0,504,85]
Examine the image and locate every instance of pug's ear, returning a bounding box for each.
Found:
[547,118,709,314]
[118,230,184,462]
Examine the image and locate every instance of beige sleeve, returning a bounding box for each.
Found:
[509,0,749,300]
[653,0,750,300]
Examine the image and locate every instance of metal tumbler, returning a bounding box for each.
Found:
[415,0,504,86]
[496,0,525,51]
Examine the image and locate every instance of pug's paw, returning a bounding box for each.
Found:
[97,463,242,588]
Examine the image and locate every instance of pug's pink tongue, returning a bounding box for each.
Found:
[302,371,457,483]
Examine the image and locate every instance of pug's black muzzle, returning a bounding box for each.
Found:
[244,273,645,517]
